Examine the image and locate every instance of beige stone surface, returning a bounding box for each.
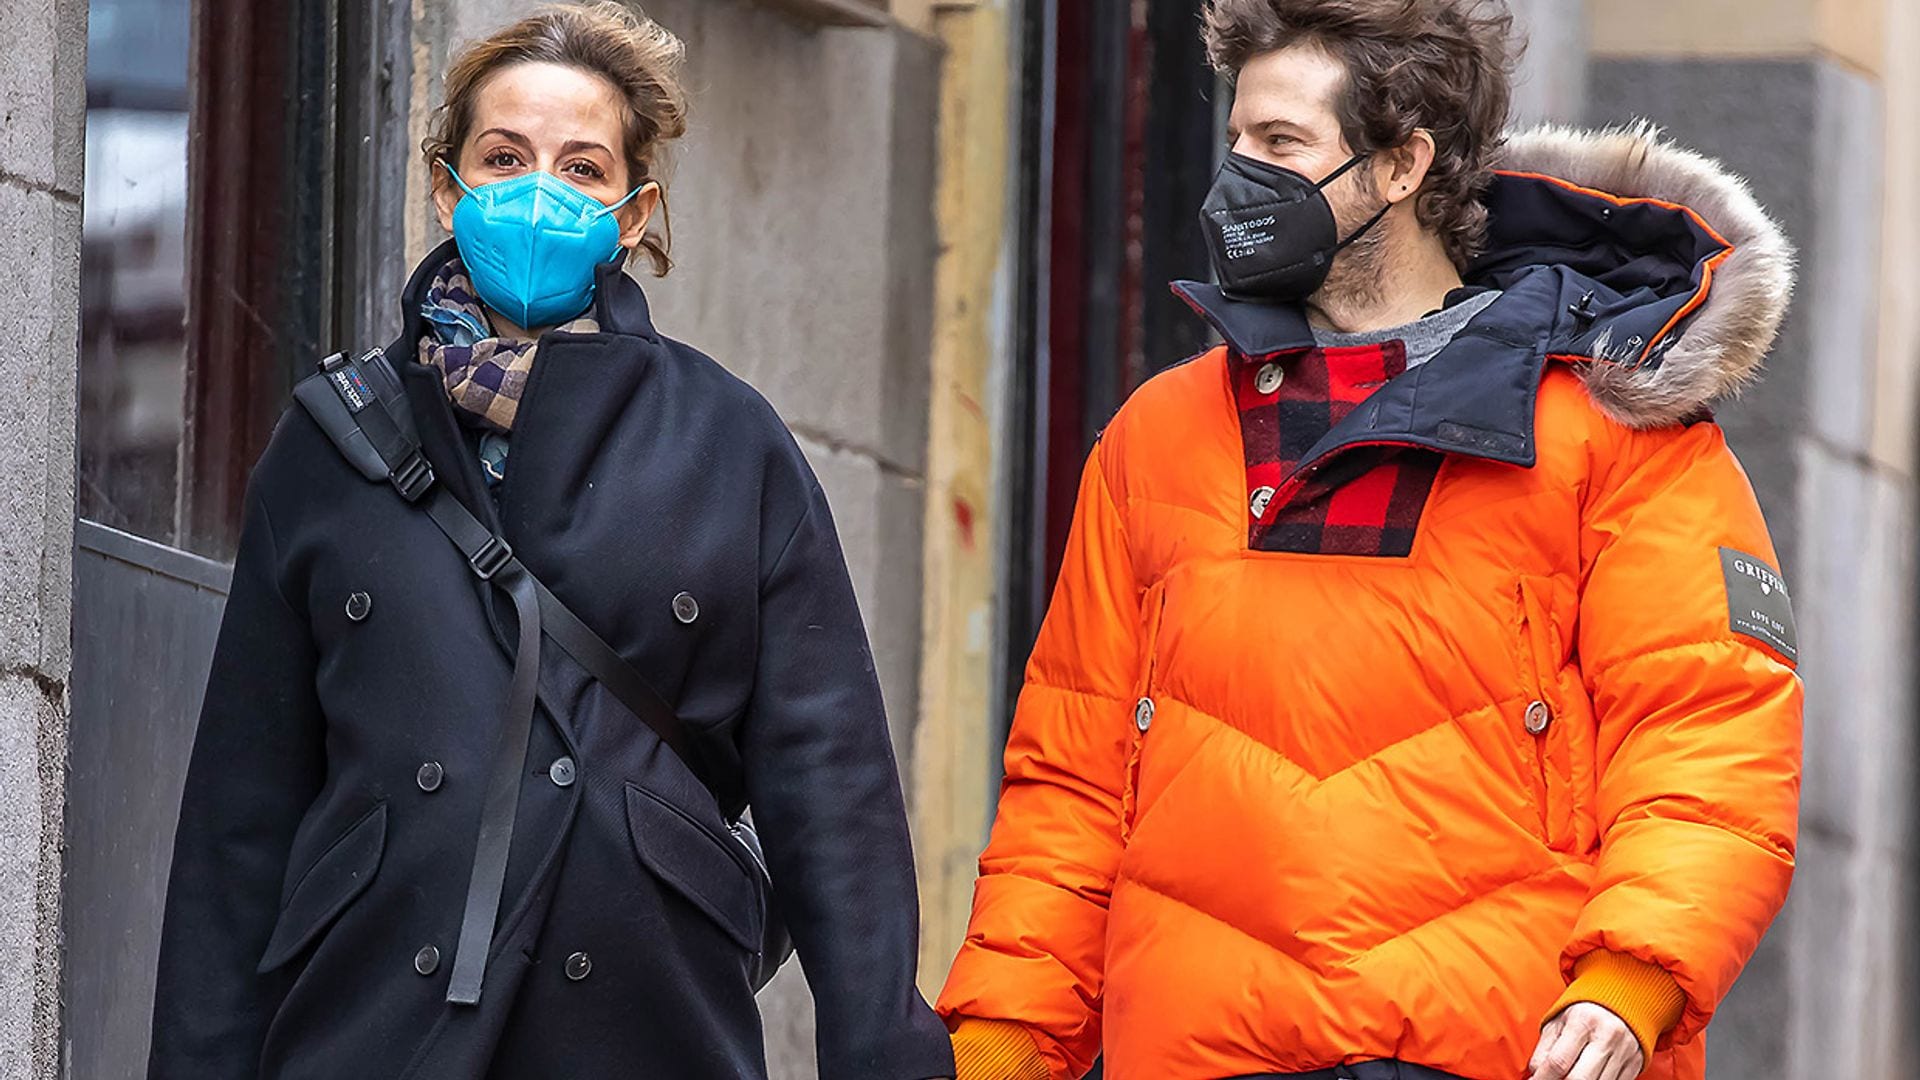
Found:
[1589,0,1882,73]
[910,0,1013,996]
[1869,0,1920,474]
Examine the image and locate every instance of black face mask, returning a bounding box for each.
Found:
[1199,151,1392,303]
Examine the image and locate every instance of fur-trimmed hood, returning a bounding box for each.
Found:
[1482,122,1797,427]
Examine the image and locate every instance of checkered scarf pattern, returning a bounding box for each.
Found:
[1235,341,1444,558]
[416,258,600,433]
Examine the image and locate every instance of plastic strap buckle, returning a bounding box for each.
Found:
[389,450,436,503]
[468,535,514,580]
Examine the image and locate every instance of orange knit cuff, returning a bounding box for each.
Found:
[948,1017,1050,1080]
[1548,950,1689,1061]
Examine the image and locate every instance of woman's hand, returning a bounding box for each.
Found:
[1528,1002,1645,1080]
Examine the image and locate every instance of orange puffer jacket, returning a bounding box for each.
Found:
[939,126,1802,1080]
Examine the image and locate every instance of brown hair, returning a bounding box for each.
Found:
[1203,0,1517,268]
[423,2,689,275]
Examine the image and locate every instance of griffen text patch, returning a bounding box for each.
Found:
[1720,548,1797,662]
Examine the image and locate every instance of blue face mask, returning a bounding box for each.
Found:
[443,163,646,329]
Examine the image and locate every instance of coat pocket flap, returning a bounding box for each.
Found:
[624,784,759,952]
[257,802,388,973]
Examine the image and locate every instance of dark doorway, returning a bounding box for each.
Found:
[1002,0,1221,728]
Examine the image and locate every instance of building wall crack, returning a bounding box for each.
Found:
[0,168,81,205]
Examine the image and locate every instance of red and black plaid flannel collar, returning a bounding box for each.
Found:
[1173,278,1552,557]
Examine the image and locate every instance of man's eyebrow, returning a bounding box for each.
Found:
[1245,117,1309,137]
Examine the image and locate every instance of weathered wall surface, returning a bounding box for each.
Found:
[0,0,86,1076]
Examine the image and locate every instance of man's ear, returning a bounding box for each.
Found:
[431,161,462,235]
[1380,129,1438,207]
[616,182,662,251]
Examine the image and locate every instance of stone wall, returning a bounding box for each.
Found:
[0,0,86,1076]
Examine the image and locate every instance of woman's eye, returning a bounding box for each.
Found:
[565,161,605,179]
[483,150,522,169]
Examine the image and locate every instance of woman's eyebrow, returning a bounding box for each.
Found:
[559,139,614,158]
[474,127,533,147]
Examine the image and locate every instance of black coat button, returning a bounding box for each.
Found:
[548,757,576,788]
[417,761,444,793]
[565,951,592,981]
[345,591,373,622]
[671,592,699,624]
[414,945,440,976]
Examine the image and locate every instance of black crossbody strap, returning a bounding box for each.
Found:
[443,563,540,1006]
[531,579,698,768]
[420,481,704,776]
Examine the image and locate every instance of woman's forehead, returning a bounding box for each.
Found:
[471,61,625,146]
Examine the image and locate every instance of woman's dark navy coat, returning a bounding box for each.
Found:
[147,242,956,1080]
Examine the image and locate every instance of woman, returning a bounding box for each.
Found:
[146,6,954,1079]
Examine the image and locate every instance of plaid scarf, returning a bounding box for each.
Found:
[416,257,600,433]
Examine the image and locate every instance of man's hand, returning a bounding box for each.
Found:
[1528,1002,1645,1080]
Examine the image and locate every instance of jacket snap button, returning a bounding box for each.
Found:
[1134,697,1155,732]
[672,592,700,625]
[1249,486,1276,520]
[1254,363,1285,395]
[1525,700,1552,735]
[565,951,592,981]
[414,945,440,976]
[416,761,444,793]
[548,756,577,788]
[345,591,373,622]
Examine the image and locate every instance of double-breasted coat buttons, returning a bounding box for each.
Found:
[565,951,593,981]
[414,945,440,976]
[671,592,700,625]
[416,761,444,793]
[345,591,373,622]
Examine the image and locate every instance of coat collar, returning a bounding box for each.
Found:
[383,239,666,529]
[1174,275,1549,473]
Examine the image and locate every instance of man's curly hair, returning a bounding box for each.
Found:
[1203,0,1519,268]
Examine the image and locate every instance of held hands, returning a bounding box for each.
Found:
[1528,1003,1644,1080]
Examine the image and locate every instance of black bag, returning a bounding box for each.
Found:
[295,347,794,997]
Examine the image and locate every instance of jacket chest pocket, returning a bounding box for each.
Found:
[1120,582,1169,840]
[1515,577,1575,852]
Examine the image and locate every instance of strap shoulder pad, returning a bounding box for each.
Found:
[293,348,428,492]
[294,365,392,484]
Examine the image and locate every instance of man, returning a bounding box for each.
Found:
[938,2,1801,1079]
